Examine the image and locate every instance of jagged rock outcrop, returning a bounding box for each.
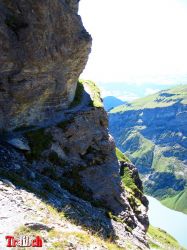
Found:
[0,0,91,130]
[0,1,149,249]
[0,81,149,249]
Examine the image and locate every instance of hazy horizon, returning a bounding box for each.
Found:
[79,0,187,101]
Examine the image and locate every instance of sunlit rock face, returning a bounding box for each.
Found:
[0,0,91,130]
[0,1,150,248]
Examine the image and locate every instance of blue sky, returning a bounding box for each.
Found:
[79,0,187,101]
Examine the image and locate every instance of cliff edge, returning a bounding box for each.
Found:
[0,1,149,249]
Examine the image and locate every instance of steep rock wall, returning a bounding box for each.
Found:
[0,82,149,249]
[0,0,91,129]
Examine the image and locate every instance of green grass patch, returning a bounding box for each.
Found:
[147,225,185,250]
[116,147,131,163]
[152,147,182,173]
[48,230,125,250]
[120,166,141,195]
[82,80,103,108]
[161,189,187,214]
[15,225,41,235]
[130,134,154,160]
[110,84,187,113]
[106,211,123,223]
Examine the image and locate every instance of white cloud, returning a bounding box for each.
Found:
[145,88,160,96]
[100,88,139,102]
[79,0,187,85]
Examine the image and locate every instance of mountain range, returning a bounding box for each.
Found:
[103,96,126,111]
[109,84,187,214]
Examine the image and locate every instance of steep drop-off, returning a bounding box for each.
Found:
[109,85,187,214]
[0,1,149,249]
[0,81,149,249]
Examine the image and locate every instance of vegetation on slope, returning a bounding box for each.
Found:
[147,225,185,250]
[120,167,141,196]
[122,131,155,173]
[115,148,183,249]
[116,147,131,163]
[70,79,103,108]
[109,84,187,214]
[83,80,103,108]
[15,224,126,250]
[110,84,187,113]
[125,130,187,213]
[161,189,187,214]
[116,148,139,194]
[13,197,131,250]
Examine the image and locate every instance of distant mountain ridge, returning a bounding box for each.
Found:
[111,84,187,113]
[103,96,126,111]
[109,84,187,214]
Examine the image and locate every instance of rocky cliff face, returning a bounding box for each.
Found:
[0,1,149,249]
[109,85,187,214]
[0,100,149,248]
[0,0,91,130]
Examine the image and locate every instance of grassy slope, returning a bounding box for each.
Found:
[70,79,103,108]
[111,84,187,113]
[13,201,129,250]
[116,147,131,163]
[110,85,187,214]
[81,79,103,108]
[116,148,138,193]
[161,189,187,214]
[123,131,187,214]
[125,131,155,165]
[122,130,185,175]
[115,149,185,249]
[147,225,186,250]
